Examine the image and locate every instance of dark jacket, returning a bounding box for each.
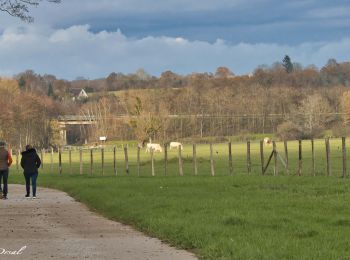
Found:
[21,148,41,175]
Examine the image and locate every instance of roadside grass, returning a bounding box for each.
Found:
[9,174,350,259]
[8,138,350,259]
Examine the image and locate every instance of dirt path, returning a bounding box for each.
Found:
[0,185,197,260]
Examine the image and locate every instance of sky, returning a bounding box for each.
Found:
[0,0,350,80]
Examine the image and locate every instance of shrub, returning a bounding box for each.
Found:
[276,122,303,140]
[331,123,350,138]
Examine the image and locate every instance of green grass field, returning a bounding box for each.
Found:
[8,138,350,259]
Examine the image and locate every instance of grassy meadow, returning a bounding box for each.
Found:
[8,138,350,259]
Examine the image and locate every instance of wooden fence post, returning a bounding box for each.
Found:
[228,142,233,175]
[247,140,251,174]
[124,146,129,175]
[40,149,44,169]
[164,144,167,176]
[50,147,53,174]
[210,143,215,176]
[101,148,104,176]
[69,148,72,174]
[16,150,19,172]
[193,144,198,176]
[325,138,331,176]
[311,139,315,176]
[113,146,117,176]
[284,140,289,175]
[137,146,141,177]
[79,148,83,175]
[260,140,264,175]
[90,149,93,176]
[273,141,278,176]
[151,148,155,176]
[58,148,62,175]
[342,137,347,178]
[298,140,302,176]
[178,145,183,176]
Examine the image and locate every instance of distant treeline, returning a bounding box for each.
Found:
[1,57,350,147]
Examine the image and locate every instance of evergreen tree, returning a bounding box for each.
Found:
[47,83,54,97]
[18,76,26,90]
[283,55,294,73]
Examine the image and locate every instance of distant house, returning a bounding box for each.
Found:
[70,88,88,101]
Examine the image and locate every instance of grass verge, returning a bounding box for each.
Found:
[9,173,350,259]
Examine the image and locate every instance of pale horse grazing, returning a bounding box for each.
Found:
[263,137,272,146]
[146,143,163,153]
[169,142,183,150]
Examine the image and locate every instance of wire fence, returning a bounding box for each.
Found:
[12,138,350,178]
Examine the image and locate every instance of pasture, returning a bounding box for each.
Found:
[9,138,350,259]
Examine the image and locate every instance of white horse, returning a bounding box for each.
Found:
[263,137,272,146]
[146,143,163,152]
[169,142,183,150]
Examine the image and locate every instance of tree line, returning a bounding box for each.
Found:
[1,57,350,148]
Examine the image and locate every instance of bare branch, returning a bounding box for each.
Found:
[0,0,61,22]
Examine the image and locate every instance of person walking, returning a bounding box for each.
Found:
[21,145,41,198]
[0,141,13,199]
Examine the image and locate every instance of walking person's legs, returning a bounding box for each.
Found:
[2,169,8,199]
[24,173,31,197]
[31,173,38,197]
[0,171,3,197]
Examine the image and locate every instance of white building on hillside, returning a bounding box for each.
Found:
[70,88,89,101]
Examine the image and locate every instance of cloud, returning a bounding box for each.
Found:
[305,6,350,19]
[0,25,350,80]
[1,0,350,45]
[39,0,248,14]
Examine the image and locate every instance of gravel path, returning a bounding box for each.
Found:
[0,184,197,260]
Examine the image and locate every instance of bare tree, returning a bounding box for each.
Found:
[0,0,60,22]
[80,97,113,142]
[129,96,166,143]
[341,91,350,124]
[297,94,332,134]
